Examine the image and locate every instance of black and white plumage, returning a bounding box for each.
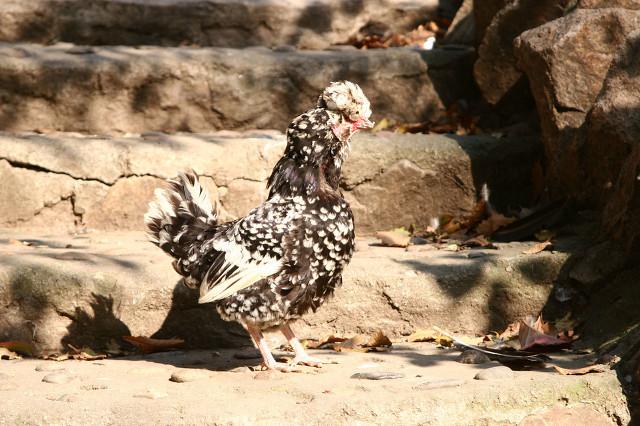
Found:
[145,81,373,371]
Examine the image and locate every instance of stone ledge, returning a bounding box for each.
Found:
[0,43,474,133]
[0,230,583,353]
[0,0,439,48]
[0,131,539,233]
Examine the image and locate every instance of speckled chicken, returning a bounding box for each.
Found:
[145,81,373,371]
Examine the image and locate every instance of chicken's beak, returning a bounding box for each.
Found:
[357,117,375,129]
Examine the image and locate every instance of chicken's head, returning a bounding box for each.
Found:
[318,81,374,142]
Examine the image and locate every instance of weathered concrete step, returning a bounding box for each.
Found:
[0,43,475,133]
[0,230,585,354]
[0,345,629,425]
[0,130,539,234]
[0,0,439,48]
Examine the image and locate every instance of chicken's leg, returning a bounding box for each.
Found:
[280,323,325,368]
[244,322,296,372]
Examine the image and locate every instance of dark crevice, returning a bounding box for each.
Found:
[1,157,113,185]
[554,102,586,114]
[381,290,410,324]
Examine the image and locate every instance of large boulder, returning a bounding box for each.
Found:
[584,36,640,250]
[472,0,510,45]
[0,131,540,234]
[0,43,473,134]
[473,0,573,105]
[0,0,439,49]
[514,9,640,204]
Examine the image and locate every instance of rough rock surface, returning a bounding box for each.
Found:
[578,0,640,8]
[0,43,474,134]
[0,131,540,234]
[0,0,439,49]
[473,0,510,46]
[441,0,475,46]
[0,231,582,353]
[585,36,640,250]
[515,8,640,249]
[474,0,572,105]
[0,345,629,425]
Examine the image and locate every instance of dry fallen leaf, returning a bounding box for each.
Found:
[522,240,552,254]
[122,336,185,354]
[67,344,107,361]
[372,118,393,132]
[366,330,392,347]
[0,347,20,360]
[407,328,453,347]
[498,322,521,340]
[309,331,392,353]
[351,23,440,50]
[302,335,347,349]
[376,228,411,247]
[461,236,496,249]
[553,364,608,375]
[476,212,516,237]
[42,353,70,362]
[441,218,462,235]
[519,316,572,351]
[0,341,34,357]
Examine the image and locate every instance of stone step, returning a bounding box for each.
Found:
[0,130,539,234]
[0,345,629,425]
[0,0,440,48]
[0,43,474,133]
[0,230,586,353]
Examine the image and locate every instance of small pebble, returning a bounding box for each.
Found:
[35,363,66,372]
[457,350,491,364]
[474,366,514,380]
[351,372,405,380]
[169,369,208,383]
[134,389,168,400]
[42,372,74,384]
[414,379,465,390]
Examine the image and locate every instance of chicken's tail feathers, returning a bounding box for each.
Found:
[144,170,217,260]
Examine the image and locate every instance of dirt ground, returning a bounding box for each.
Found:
[0,342,629,425]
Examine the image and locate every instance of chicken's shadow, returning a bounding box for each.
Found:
[150,280,252,350]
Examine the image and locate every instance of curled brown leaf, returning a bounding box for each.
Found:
[123,336,185,354]
[522,241,552,255]
[553,364,608,375]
